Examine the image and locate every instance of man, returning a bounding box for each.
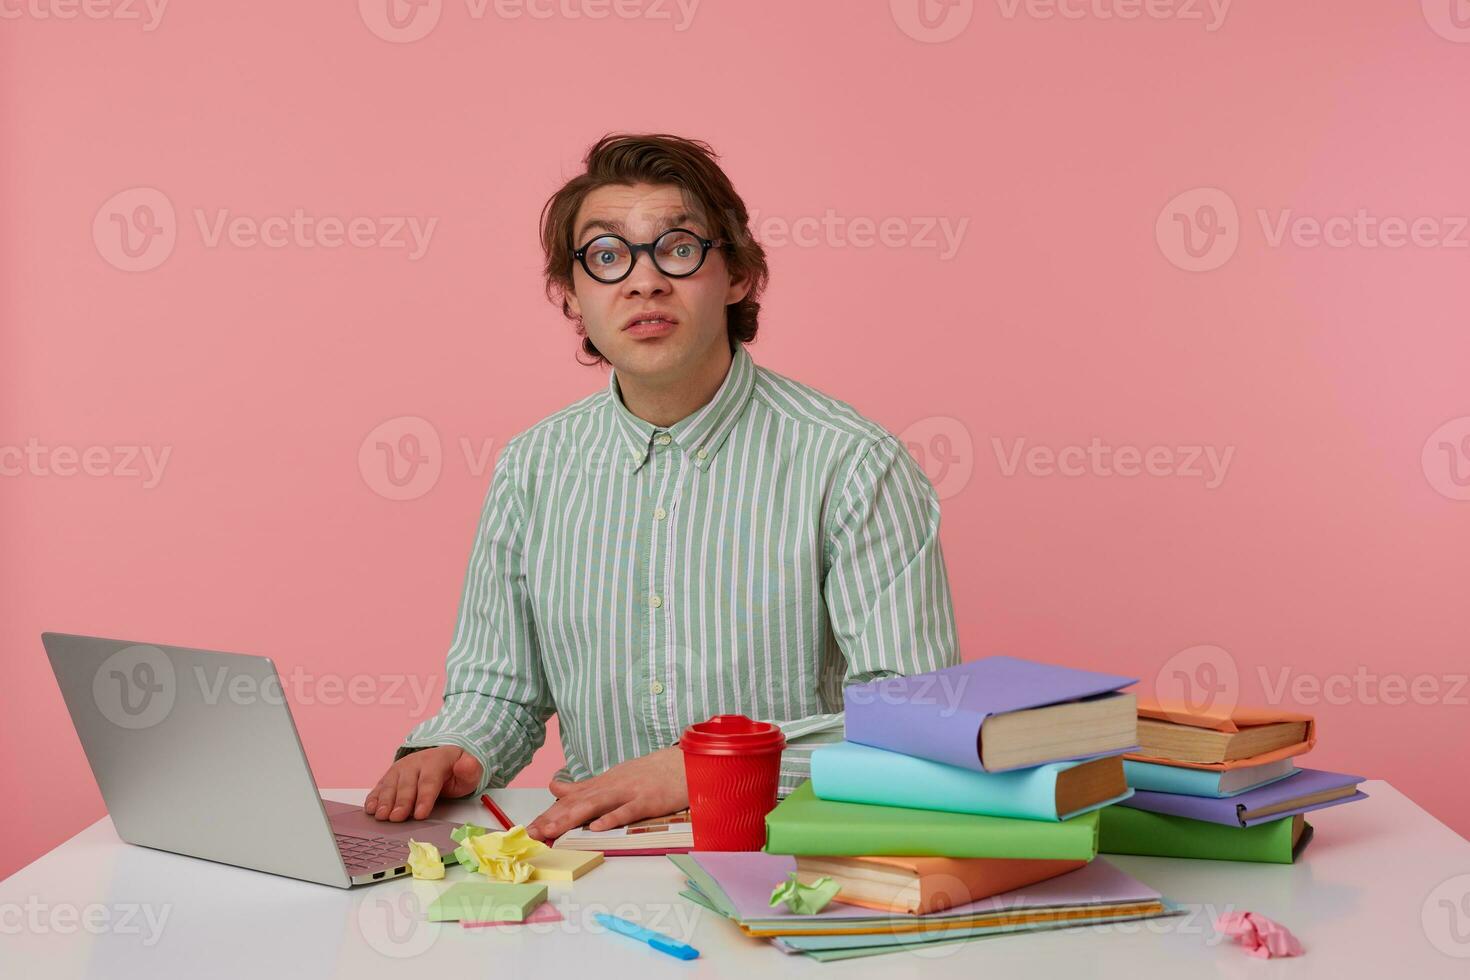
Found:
[365,133,959,841]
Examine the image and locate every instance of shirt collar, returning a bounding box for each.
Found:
[606,344,757,474]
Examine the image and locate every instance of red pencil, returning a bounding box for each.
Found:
[479,793,514,831]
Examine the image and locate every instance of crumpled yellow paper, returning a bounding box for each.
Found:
[769,872,841,915]
[405,839,445,880]
[467,826,548,883]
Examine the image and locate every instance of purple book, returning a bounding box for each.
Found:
[1120,767,1367,827]
[843,655,1138,772]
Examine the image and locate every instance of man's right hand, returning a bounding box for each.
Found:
[364,745,484,821]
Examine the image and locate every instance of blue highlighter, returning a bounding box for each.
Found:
[594,913,701,960]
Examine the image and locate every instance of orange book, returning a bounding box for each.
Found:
[793,855,1086,915]
[1127,700,1315,770]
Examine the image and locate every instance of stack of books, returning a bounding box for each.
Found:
[1100,701,1367,863]
[691,656,1178,959]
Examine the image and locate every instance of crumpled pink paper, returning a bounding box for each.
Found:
[1215,911,1304,958]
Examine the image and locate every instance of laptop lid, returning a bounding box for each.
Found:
[42,632,352,888]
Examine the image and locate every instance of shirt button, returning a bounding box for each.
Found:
[649,594,663,608]
[655,433,672,446]
[696,448,708,460]
[650,681,665,695]
[654,506,667,520]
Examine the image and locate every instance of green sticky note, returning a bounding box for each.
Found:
[426,881,548,923]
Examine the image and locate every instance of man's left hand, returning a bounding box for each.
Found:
[525,746,687,842]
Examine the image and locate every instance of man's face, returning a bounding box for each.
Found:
[566,182,748,384]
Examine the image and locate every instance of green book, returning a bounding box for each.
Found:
[425,881,548,922]
[763,781,1100,859]
[1099,805,1312,863]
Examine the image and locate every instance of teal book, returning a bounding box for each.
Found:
[812,741,1133,820]
[764,781,1100,859]
[1123,757,1299,798]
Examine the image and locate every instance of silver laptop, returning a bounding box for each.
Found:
[42,631,461,888]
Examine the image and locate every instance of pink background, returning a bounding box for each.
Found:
[4,2,1469,881]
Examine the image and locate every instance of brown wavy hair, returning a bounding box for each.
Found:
[540,133,769,366]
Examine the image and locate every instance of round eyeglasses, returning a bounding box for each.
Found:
[572,227,725,284]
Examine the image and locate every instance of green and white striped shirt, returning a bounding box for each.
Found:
[399,344,960,796]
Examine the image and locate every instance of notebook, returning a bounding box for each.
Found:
[551,810,691,855]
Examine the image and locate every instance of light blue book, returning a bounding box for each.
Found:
[810,741,1132,821]
[1122,757,1299,798]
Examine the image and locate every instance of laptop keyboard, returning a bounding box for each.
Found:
[336,833,409,876]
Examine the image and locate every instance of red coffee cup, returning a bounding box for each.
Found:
[679,714,786,851]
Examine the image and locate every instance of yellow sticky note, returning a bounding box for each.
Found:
[527,849,604,881]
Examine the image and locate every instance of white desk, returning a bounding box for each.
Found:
[2,781,1468,977]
